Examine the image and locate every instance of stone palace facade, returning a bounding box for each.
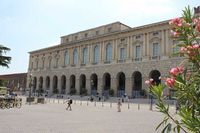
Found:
[27,7,200,97]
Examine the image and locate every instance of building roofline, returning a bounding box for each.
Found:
[29,19,170,54]
[0,73,27,77]
[60,21,131,38]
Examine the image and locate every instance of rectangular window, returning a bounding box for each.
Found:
[172,40,179,54]
[42,60,45,69]
[96,31,99,35]
[55,58,59,68]
[75,36,78,40]
[136,35,141,39]
[31,62,33,69]
[153,43,159,58]
[153,32,159,36]
[85,33,88,37]
[49,59,51,68]
[120,48,125,60]
[65,52,69,65]
[36,60,38,69]
[108,27,112,32]
[135,46,141,59]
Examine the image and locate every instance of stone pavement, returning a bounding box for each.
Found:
[0,97,176,133]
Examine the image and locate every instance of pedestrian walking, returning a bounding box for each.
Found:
[117,98,122,112]
[66,98,73,111]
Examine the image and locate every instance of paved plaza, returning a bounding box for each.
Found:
[0,97,176,133]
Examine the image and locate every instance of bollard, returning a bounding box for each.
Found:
[87,101,89,106]
[138,103,140,110]
[58,99,60,104]
[102,101,104,107]
[110,102,112,108]
[128,102,130,109]
[94,101,96,106]
[80,100,82,106]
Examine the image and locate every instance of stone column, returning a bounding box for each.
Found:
[125,76,132,97]
[130,36,133,60]
[111,75,117,96]
[161,30,168,59]
[165,29,170,57]
[90,45,93,64]
[102,41,105,63]
[142,33,147,60]
[99,42,102,63]
[59,50,65,67]
[146,33,150,59]
[66,78,70,95]
[49,76,53,95]
[115,39,118,61]
[78,46,81,65]
[112,40,115,61]
[127,36,130,60]
[86,78,91,95]
[75,77,80,95]
[98,77,103,95]
[57,76,62,94]
[70,48,73,65]
[43,76,46,92]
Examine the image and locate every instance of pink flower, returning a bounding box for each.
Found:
[150,78,154,82]
[170,67,179,76]
[165,78,175,88]
[169,66,184,77]
[169,18,183,27]
[145,80,150,85]
[193,18,198,24]
[170,30,180,37]
[180,47,187,53]
[192,44,199,49]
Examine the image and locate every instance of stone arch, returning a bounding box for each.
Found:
[46,76,50,89]
[116,72,126,97]
[61,75,66,94]
[102,72,111,97]
[149,70,161,85]
[33,77,37,93]
[53,76,58,93]
[90,73,98,96]
[70,75,76,90]
[39,76,43,89]
[132,71,142,98]
[79,74,87,95]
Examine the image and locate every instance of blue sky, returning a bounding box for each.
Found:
[0,0,199,75]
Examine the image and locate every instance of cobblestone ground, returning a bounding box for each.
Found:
[0,97,176,133]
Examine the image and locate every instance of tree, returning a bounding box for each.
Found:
[146,6,200,133]
[0,44,11,68]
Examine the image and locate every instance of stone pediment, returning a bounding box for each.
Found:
[118,43,127,48]
[133,40,143,45]
[149,37,161,43]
